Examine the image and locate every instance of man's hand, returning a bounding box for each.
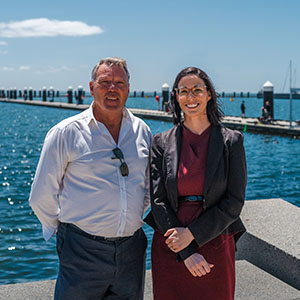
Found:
[164,227,194,253]
[184,253,214,277]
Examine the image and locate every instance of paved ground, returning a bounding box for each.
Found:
[1,261,299,300]
[236,199,300,290]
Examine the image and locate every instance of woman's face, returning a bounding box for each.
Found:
[176,75,211,120]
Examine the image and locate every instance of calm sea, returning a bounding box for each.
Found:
[0,97,299,285]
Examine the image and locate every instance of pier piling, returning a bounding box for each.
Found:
[49,86,54,102]
[162,83,169,112]
[263,81,274,119]
[77,85,83,105]
[23,87,27,100]
[67,86,73,104]
[42,87,47,102]
[29,87,33,100]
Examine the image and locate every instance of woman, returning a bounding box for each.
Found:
[145,67,247,300]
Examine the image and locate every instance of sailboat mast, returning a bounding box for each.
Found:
[289,60,292,128]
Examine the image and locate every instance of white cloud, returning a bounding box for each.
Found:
[35,65,74,74]
[19,66,30,71]
[1,66,14,71]
[0,18,103,38]
[47,65,73,73]
[0,41,7,46]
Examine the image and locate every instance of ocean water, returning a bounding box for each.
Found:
[0,98,299,285]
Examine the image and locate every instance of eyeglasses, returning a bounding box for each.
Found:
[175,85,207,98]
[94,80,127,90]
[112,147,129,176]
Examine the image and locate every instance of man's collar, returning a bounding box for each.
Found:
[85,103,98,125]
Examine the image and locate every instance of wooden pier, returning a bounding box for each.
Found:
[1,98,299,138]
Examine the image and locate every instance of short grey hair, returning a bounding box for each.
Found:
[91,57,130,81]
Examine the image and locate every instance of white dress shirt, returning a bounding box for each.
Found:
[29,105,152,241]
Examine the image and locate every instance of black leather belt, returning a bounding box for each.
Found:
[60,222,130,242]
[179,195,203,202]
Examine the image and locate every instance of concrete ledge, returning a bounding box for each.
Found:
[235,260,300,300]
[236,198,300,290]
[1,261,299,299]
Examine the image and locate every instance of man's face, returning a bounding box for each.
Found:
[90,64,129,118]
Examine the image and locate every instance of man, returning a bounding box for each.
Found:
[240,100,246,117]
[265,100,272,119]
[29,57,152,299]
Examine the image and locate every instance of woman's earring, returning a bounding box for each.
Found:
[181,110,184,121]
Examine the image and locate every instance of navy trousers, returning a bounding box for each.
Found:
[54,223,147,300]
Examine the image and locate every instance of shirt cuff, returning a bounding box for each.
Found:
[42,223,58,241]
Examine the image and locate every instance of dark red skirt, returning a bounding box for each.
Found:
[151,201,235,300]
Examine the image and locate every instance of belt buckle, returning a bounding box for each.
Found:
[104,237,121,242]
[186,195,203,202]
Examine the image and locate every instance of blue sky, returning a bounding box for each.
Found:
[1,0,300,93]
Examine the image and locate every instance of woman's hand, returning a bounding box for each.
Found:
[164,227,194,253]
[184,253,214,277]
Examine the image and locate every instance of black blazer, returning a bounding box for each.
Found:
[144,124,247,261]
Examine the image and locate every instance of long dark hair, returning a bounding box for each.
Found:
[169,67,223,125]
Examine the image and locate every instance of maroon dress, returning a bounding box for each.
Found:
[151,125,236,300]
